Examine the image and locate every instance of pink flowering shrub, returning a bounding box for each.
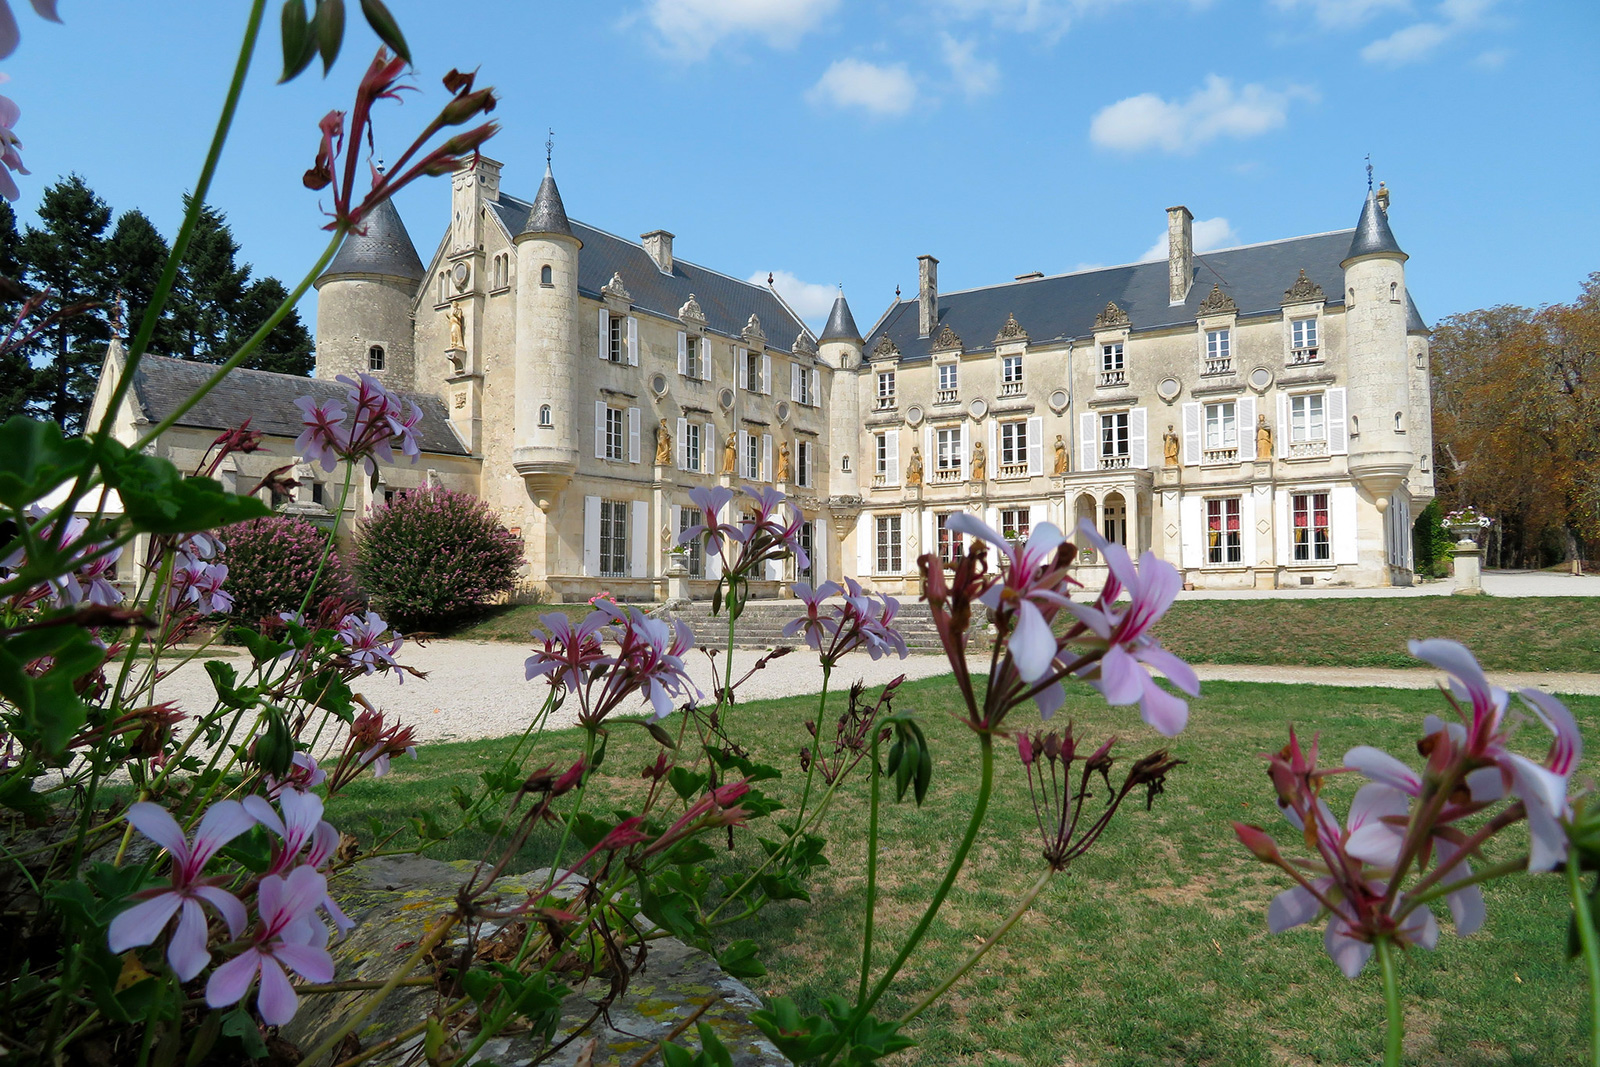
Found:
[353,486,521,630]
[222,515,357,629]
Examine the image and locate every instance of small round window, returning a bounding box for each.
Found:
[368,345,385,371]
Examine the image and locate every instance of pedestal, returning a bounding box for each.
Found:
[1451,539,1484,596]
[663,559,692,611]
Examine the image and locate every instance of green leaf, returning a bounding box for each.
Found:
[716,938,766,979]
[299,669,354,721]
[0,626,102,758]
[359,0,410,62]
[102,444,269,534]
[0,416,96,509]
[695,1022,734,1067]
[205,660,260,710]
[669,767,709,802]
[668,839,716,866]
[313,0,345,73]
[278,0,317,82]
[0,768,50,819]
[661,1043,695,1067]
[221,1008,269,1060]
[233,625,289,666]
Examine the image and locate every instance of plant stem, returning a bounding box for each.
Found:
[859,723,882,1005]
[1569,858,1600,1067]
[1375,936,1404,1067]
[791,665,830,829]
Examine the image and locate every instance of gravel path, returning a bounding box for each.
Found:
[152,639,1600,747]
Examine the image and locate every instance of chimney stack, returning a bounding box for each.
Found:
[917,254,939,338]
[642,230,674,274]
[1167,206,1193,305]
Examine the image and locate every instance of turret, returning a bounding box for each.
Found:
[313,196,425,386]
[1340,185,1412,511]
[511,162,582,509]
[819,290,863,498]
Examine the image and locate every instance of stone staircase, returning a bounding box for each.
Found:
[669,599,949,652]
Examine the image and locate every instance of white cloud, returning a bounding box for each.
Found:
[1269,0,1407,27]
[934,0,1135,39]
[1089,76,1315,154]
[640,0,839,60]
[1138,217,1237,263]
[1360,0,1497,67]
[940,34,1000,98]
[752,270,837,326]
[1473,47,1509,69]
[806,59,918,117]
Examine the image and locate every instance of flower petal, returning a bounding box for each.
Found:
[168,898,213,981]
[1399,903,1440,950]
[107,891,182,953]
[1268,885,1320,933]
[1342,746,1421,794]
[273,941,335,983]
[1135,643,1200,697]
[193,885,248,940]
[205,948,261,1009]
[1033,679,1065,721]
[255,956,301,1027]
[125,802,189,865]
[190,799,256,870]
[1324,916,1374,979]
[1094,645,1145,707]
[1009,599,1057,683]
[1136,672,1189,737]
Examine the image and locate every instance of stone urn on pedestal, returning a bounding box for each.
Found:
[1446,512,1489,596]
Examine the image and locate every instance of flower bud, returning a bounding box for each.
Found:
[1232,821,1283,865]
[1017,732,1035,767]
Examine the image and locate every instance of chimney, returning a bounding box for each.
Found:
[642,230,674,274]
[917,254,939,338]
[1167,205,1193,305]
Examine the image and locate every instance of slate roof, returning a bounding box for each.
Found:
[1345,189,1405,263]
[488,195,807,353]
[129,355,469,456]
[819,292,862,343]
[318,197,426,284]
[521,165,575,241]
[866,230,1356,362]
[1406,293,1428,334]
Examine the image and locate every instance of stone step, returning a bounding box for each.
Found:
[665,600,954,651]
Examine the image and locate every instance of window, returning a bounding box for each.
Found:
[368,345,385,371]
[1291,317,1319,363]
[1001,355,1024,396]
[935,513,964,565]
[684,422,702,473]
[876,370,896,409]
[745,349,762,392]
[491,254,510,289]
[608,315,626,363]
[875,514,902,574]
[1101,343,1123,372]
[1205,329,1232,374]
[796,439,812,487]
[685,336,700,379]
[604,406,625,461]
[1204,401,1237,454]
[599,500,628,578]
[999,419,1028,468]
[538,404,553,428]
[936,426,963,472]
[540,263,552,286]
[1206,497,1242,565]
[1100,412,1130,463]
[310,482,325,506]
[1292,491,1331,562]
[677,506,704,578]
[437,272,448,304]
[1291,393,1326,442]
[841,454,851,472]
[745,433,760,480]
[937,363,958,403]
[1102,497,1126,546]
[796,365,814,405]
[1000,507,1031,544]
[875,433,890,476]
[798,520,814,584]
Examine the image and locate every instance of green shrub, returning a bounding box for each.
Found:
[1412,500,1455,578]
[222,514,358,628]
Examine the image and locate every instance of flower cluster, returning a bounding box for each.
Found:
[295,373,422,476]
[325,708,417,792]
[1442,506,1494,529]
[1233,639,1581,978]
[335,610,404,678]
[784,578,908,667]
[525,603,699,724]
[166,532,231,617]
[0,71,27,201]
[801,676,904,784]
[1,506,122,610]
[678,485,810,585]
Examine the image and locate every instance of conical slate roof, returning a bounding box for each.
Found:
[1344,188,1405,263]
[318,196,425,284]
[819,291,861,343]
[520,164,576,241]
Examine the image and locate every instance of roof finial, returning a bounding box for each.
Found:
[1365,154,1373,191]
[545,128,553,167]
[895,284,901,299]
[374,155,385,174]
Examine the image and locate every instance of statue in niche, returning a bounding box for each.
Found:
[1163,425,1180,466]
[722,432,738,475]
[446,304,465,350]
[906,446,923,486]
[776,441,791,482]
[970,441,986,482]
[1053,435,1069,475]
[1257,414,1273,458]
[654,418,672,466]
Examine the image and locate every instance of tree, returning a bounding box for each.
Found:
[0,200,30,420]
[102,208,177,353]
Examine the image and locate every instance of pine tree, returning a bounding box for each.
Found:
[0,200,29,420]
[102,208,177,354]
[228,276,314,376]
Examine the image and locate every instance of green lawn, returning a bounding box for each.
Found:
[338,674,1598,1066]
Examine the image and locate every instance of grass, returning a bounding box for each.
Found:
[337,674,1599,1066]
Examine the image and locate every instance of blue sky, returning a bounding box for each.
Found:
[4,0,1597,335]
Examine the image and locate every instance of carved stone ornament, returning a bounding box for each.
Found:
[602,271,631,301]
[792,330,818,357]
[678,292,707,326]
[741,314,765,343]
[1282,269,1325,305]
[994,312,1028,343]
[1197,284,1237,317]
[871,335,900,360]
[932,324,963,351]
[1093,301,1130,330]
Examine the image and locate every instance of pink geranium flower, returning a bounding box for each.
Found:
[525,610,613,693]
[336,610,404,678]
[107,800,254,981]
[293,396,348,473]
[205,867,335,1026]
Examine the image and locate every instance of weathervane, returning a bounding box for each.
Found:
[1366,154,1373,190]
[545,128,553,166]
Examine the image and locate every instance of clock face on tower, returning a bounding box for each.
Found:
[452,261,470,290]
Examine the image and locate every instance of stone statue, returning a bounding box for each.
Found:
[1257,414,1273,458]
[446,304,465,350]
[906,446,923,486]
[1053,434,1068,475]
[1163,424,1180,466]
[776,441,791,482]
[722,432,738,475]
[654,418,672,466]
[970,441,986,482]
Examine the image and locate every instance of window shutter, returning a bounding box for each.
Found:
[1327,388,1348,455]
[791,362,800,400]
[1179,493,1202,570]
[1080,412,1097,470]
[1182,402,1202,466]
[1241,491,1257,566]
[925,426,934,475]
[885,429,899,485]
[1332,484,1358,563]
[1276,392,1290,459]
[627,407,640,464]
[677,417,689,470]
[582,496,601,576]
[1129,407,1148,469]
[594,401,606,459]
[958,424,968,478]
[857,514,872,579]
[1026,416,1043,476]
[737,348,748,389]
[1238,395,1257,461]
[1275,489,1290,564]
[626,316,639,366]
[703,421,715,474]
[1030,503,1047,537]
[813,520,826,582]
[630,499,649,577]
[761,433,772,483]
[761,353,771,395]
[810,368,820,408]
[737,430,748,478]
[670,503,681,546]
[677,331,688,375]
[988,419,998,471]
[598,308,609,361]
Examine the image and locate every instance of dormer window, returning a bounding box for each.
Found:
[875,370,896,410]
[1290,318,1319,365]
[1204,329,1232,376]
[936,362,958,404]
[368,345,385,371]
[541,264,553,286]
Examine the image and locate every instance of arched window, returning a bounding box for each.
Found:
[1394,410,1405,432]
[540,264,553,286]
[538,404,553,428]
[438,272,448,304]
[1390,281,1399,303]
[368,345,385,371]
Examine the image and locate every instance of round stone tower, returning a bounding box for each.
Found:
[511,163,582,509]
[819,290,864,499]
[313,197,425,387]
